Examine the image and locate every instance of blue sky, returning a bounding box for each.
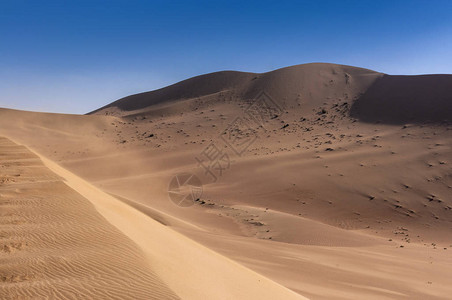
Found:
[1,0,451,114]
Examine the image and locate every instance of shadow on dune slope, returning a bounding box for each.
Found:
[350,74,452,124]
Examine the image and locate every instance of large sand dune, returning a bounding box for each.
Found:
[1,63,452,299]
[0,136,304,299]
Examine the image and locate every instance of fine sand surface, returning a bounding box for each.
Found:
[0,137,179,299]
[1,63,452,299]
[0,137,304,300]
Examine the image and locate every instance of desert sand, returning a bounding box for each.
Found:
[1,63,451,299]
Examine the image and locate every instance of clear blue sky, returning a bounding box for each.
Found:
[1,0,451,114]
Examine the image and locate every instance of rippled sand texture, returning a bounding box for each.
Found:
[0,137,179,299]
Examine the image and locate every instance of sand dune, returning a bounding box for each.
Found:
[0,136,304,299]
[1,63,452,299]
[90,63,382,117]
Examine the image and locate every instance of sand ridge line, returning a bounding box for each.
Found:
[0,136,179,300]
[11,137,308,300]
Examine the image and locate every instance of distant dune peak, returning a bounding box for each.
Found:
[90,63,452,124]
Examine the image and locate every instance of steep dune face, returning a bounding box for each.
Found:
[350,74,452,124]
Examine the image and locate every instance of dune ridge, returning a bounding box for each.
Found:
[91,63,452,125]
[3,136,306,300]
[89,63,382,116]
[0,137,179,299]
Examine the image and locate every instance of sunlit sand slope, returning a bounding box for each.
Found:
[0,136,306,300]
[0,137,179,299]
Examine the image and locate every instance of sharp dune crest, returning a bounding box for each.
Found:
[0,137,179,299]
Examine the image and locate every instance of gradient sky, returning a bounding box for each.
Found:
[1,0,451,114]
